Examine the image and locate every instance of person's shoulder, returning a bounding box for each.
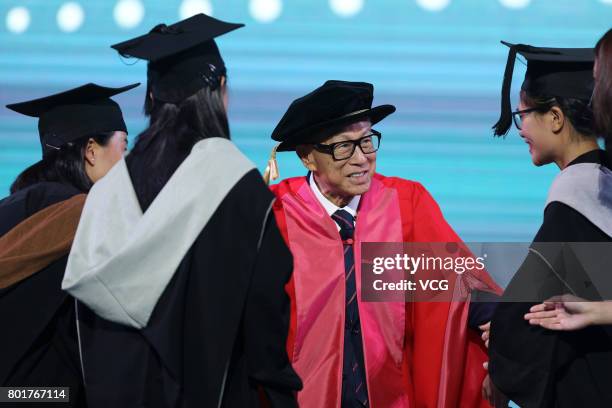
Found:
[0,182,81,235]
[3,182,80,213]
[373,173,428,198]
[30,181,81,198]
[222,169,286,223]
[269,176,308,198]
[27,182,81,209]
[229,169,274,200]
[537,201,611,242]
[195,169,276,243]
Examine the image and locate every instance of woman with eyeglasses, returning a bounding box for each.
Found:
[522,30,612,331]
[487,41,612,408]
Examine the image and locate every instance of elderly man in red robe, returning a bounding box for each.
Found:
[265,80,501,408]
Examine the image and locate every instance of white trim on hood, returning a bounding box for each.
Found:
[546,162,612,238]
[62,137,256,329]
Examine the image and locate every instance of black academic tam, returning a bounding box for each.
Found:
[112,13,243,103]
[492,41,594,137]
[6,83,138,157]
[271,80,396,151]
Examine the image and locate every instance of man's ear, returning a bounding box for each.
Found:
[84,138,96,166]
[549,106,565,133]
[296,145,317,172]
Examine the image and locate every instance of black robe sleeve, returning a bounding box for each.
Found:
[489,202,612,408]
[467,290,501,329]
[0,182,86,407]
[241,213,302,407]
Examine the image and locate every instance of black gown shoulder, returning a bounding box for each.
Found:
[0,181,81,235]
[534,201,611,243]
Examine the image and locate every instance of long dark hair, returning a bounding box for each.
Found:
[10,132,115,194]
[594,29,612,150]
[520,90,595,139]
[126,78,229,211]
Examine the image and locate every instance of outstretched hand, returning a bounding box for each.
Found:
[524,294,595,331]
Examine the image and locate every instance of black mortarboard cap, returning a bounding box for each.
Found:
[493,41,595,137]
[271,80,396,152]
[6,83,139,157]
[111,13,244,103]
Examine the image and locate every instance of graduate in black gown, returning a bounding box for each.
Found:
[523,26,612,346]
[0,83,138,407]
[488,42,612,407]
[62,14,301,408]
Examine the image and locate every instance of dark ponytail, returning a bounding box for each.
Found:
[127,77,229,211]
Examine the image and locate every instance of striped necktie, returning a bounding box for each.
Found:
[332,209,369,407]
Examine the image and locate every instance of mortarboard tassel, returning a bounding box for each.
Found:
[493,42,520,137]
[262,143,281,185]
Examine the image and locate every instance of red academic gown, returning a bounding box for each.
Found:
[270,173,501,408]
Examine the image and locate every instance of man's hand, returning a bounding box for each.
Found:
[479,321,491,348]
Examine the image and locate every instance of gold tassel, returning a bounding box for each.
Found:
[262,143,281,185]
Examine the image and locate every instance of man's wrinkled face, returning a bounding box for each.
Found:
[298,120,376,205]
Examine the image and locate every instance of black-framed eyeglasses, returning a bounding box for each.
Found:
[512,108,540,130]
[313,130,381,161]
